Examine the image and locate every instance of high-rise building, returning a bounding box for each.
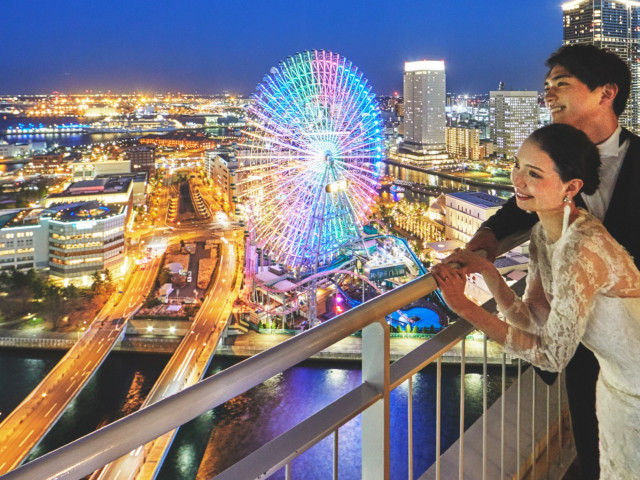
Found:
[445,126,489,160]
[562,0,640,131]
[490,90,539,158]
[125,146,156,177]
[205,146,239,212]
[402,60,446,153]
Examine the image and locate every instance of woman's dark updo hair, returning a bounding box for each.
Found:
[527,124,601,195]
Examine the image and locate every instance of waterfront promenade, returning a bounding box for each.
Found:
[0,328,510,366]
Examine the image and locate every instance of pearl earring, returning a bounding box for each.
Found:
[562,195,571,236]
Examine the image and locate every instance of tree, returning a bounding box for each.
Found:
[91,270,104,294]
[0,270,10,290]
[157,268,172,287]
[63,284,79,300]
[102,269,114,293]
[42,284,64,326]
[91,269,114,295]
[144,294,162,308]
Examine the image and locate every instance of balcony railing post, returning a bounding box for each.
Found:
[361,320,390,480]
[408,376,414,480]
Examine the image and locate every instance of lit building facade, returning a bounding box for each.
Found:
[205,146,238,212]
[24,152,70,175]
[402,60,446,153]
[46,202,126,285]
[445,126,486,160]
[0,209,48,271]
[490,90,538,158]
[139,131,216,150]
[71,160,130,181]
[444,192,506,243]
[125,146,156,178]
[562,0,640,132]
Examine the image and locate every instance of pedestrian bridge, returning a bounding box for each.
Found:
[1,272,575,480]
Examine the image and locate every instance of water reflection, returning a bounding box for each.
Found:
[384,164,513,198]
[0,351,515,480]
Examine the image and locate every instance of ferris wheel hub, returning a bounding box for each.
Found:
[323,150,334,165]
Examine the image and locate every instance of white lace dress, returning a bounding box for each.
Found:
[499,209,640,479]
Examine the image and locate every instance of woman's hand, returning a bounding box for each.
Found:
[443,248,495,276]
[430,262,475,317]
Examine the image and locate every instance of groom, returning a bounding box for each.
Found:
[465,45,640,479]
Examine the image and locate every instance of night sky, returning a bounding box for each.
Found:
[1,0,562,96]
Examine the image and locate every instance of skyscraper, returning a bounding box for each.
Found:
[402,60,446,153]
[490,90,539,159]
[562,0,640,131]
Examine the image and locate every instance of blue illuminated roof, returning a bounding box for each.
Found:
[447,191,506,208]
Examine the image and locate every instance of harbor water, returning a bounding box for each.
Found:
[0,349,515,479]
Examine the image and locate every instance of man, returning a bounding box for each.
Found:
[464,45,640,479]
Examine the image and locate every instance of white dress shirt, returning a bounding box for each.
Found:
[581,125,629,222]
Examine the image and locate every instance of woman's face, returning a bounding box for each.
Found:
[511,139,569,214]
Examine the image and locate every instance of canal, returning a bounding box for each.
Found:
[0,349,515,479]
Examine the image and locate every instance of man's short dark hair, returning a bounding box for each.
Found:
[546,44,631,117]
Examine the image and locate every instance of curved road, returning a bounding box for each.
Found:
[0,256,162,475]
[94,231,244,480]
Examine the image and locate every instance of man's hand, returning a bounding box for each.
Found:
[442,248,494,276]
[466,227,499,262]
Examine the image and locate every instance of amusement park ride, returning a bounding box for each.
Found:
[234,50,426,326]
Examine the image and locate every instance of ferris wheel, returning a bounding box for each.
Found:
[238,50,384,273]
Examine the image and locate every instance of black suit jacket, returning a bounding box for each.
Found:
[484,127,640,269]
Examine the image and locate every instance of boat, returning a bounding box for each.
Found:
[85,116,184,133]
[4,123,87,135]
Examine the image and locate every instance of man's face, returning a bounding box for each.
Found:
[544,65,604,130]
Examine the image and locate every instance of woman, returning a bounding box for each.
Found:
[431,124,640,479]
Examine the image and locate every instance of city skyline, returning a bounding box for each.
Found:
[1,0,562,96]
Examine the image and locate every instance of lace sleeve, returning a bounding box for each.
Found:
[498,235,550,334]
[503,240,604,372]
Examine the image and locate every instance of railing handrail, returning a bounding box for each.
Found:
[1,273,439,480]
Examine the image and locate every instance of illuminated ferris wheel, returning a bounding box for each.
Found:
[238,50,384,273]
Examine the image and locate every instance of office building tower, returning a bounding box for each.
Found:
[0,209,48,271]
[562,0,640,131]
[445,126,493,160]
[125,146,156,177]
[402,60,446,153]
[204,146,239,211]
[490,90,539,158]
[46,202,126,285]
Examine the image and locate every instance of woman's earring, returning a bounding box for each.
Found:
[562,195,571,236]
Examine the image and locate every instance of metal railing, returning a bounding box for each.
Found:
[1,272,574,480]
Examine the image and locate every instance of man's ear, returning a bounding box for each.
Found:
[600,83,619,104]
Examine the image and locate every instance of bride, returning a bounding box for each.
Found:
[431,123,640,479]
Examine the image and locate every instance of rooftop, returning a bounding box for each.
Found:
[48,201,126,222]
[48,176,133,198]
[447,191,506,208]
[0,208,44,228]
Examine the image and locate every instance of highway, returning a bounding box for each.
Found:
[0,255,162,475]
[94,231,244,480]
